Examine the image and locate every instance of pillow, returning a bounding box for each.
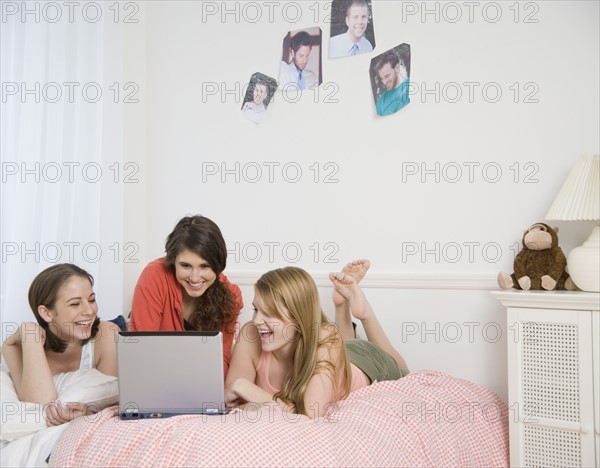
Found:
[1,361,118,442]
[52,369,118,407]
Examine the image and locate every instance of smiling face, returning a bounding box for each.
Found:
[40,276,98,342]
[292,45,312,71]
[253,82,268,105]
[175,249,217,299]
[346,4,369,42]
[378,62,402,90]
[252,294,299,355]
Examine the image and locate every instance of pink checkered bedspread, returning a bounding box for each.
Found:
[50,371,509,467]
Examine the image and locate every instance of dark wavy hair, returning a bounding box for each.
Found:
[164,215,237,332]
[290,30,313,52]
[28,264,100,353]
[374,49,400,72]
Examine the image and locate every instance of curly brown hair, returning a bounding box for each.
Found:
[165,215,238,332]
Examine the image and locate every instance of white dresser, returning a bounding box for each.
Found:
[492,290,600,468]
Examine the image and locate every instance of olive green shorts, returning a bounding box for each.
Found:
[345,339,409,384]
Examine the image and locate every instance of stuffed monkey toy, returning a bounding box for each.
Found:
[498,222,577,291]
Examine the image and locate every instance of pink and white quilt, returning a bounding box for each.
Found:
[50,371,509,467]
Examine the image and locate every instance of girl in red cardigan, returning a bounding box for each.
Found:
[130,215,243,376]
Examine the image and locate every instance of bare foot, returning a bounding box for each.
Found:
[329,272,370,321]
[332,259,371,306]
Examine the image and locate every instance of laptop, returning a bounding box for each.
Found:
[116,331,232,419]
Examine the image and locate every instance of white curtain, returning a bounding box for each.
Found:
[1,7,125,341]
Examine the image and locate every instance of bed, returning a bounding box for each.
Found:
[0,366,119,467]
[1,369,508,467]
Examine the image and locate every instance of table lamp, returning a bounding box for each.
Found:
[545,155,600,292]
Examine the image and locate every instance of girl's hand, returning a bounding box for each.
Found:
[225,378,292,411]
[45,401,93,426]
[224,378,247,406]
[5,322,46,347]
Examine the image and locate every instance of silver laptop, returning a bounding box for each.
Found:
[117,331,232,419]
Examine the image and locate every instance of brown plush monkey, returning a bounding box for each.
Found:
[498,222,577,291]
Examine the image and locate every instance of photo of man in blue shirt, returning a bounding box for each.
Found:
[371,45,411,117]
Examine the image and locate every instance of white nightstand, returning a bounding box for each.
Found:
[492,290,600,468]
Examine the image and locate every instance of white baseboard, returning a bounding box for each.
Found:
[226,271,499,290]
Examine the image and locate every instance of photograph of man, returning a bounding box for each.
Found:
[241,73,277,125]
[329,0,375,58]
[279,28,322,91]
[370,44,411,117]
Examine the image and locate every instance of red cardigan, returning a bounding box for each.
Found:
[130,258,243,376]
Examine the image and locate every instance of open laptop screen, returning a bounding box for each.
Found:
[117,331,231,418]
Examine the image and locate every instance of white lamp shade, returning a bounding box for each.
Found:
[545,155,599,221]
[545,155,600,292]
[566,226,600,292]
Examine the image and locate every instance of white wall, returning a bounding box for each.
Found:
[123,1,600,403]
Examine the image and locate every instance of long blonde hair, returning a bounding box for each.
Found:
[255,267,352,416]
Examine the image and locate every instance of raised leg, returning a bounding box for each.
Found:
[332,259,370,339]
[329,271,407,370]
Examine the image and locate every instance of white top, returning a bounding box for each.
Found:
[329,32,373,58]
[278,60,317,90]
[79,339,95,369]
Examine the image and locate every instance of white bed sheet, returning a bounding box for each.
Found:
[1,361,118,467]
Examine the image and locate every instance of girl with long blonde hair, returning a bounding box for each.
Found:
[225,260,408,418]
